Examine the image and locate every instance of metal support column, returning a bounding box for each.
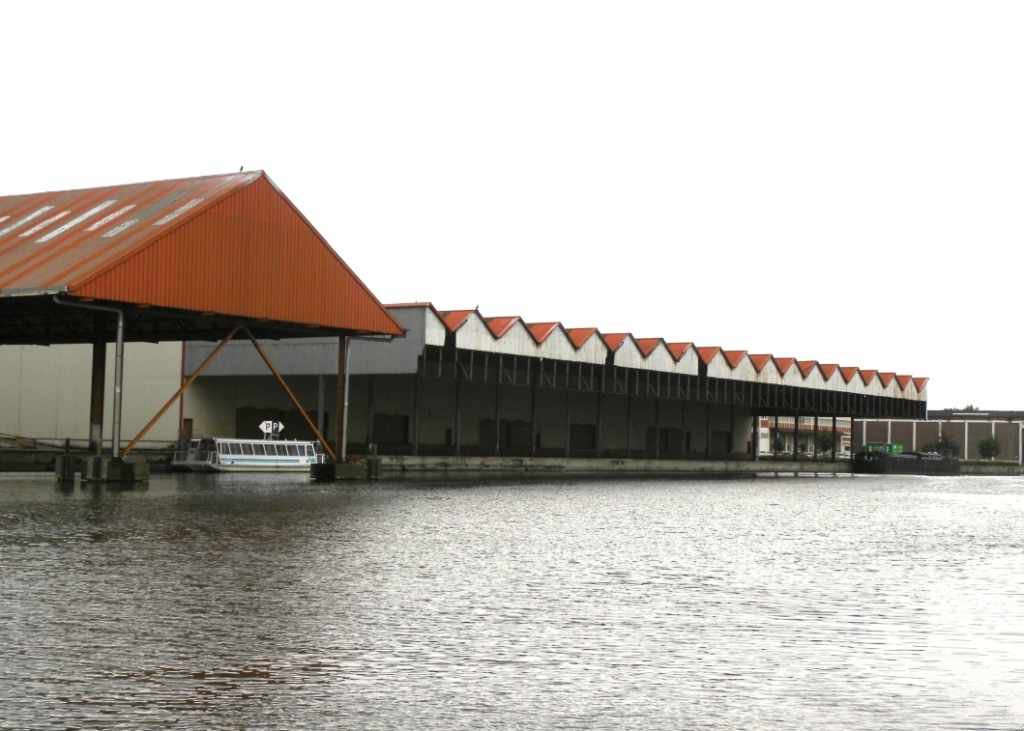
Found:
[494,356,501,457]
[366,375,375,449]
[336,336,349,461]
[530,381,537,457]
[89,336,107,455]
[455,377,462,456]
[654,395,660,459]
[317,374,326,440]
[626,392,632,458]
[705,401,711,459]
[564,390,571,458]
[413,368,420,456]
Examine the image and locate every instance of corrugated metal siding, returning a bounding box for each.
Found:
[72,175,402,336]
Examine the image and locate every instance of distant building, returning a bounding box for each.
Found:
[853,412,1024,464]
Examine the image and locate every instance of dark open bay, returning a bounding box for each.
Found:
[1,472,1022,730]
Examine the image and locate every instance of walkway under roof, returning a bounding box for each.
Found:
[0,171,403,345]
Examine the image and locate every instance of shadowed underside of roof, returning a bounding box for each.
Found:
[0,171,403,343]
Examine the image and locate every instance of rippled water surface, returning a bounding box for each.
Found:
[1,472,1023,730]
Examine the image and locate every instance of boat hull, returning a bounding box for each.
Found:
[853,451,960,476]
[171,437,323,474]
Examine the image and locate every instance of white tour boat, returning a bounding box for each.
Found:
[171,437,325,472]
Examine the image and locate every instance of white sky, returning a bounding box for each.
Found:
[3,2,1021,410]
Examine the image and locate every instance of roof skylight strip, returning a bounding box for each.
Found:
[18,211,70,238]
[85,204,136,231]
[0,206,55,237]
[102,219,139,238]
[36,200,118,243]
[152,197,204,226]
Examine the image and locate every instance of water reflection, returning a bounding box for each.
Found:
[0,473,1022,730]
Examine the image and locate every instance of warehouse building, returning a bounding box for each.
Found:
[182,303,928,461]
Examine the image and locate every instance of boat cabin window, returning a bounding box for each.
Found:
[218,442,228,454]
[304,445,313,456]
[287,445,299,456]
[228,442,242,455]
[241,443,254,455]
[253,444,265,455]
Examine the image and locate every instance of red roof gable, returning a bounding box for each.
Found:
[775,357,796,374]
[818,363,838,380]
[696,346,721,365]
[602,333,630,351]
[878,372,896,388]
[566,327,598,349]
[528,322,560,343]
[797,360,818,377]
[438,310,474,331]
[748,354,773,372]
[634,338,664,357]
[667,342,693,361]
[484,316,520,338]
[839,367,859,383]
[896,375,913,390]
[912,377,929,391]
[723,350,747,368]
[859,370,878,385]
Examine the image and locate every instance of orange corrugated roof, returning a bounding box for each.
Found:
[696,346,721,365]
[723,350,747,368]
[602,333,630,351]
[748,354,773,372]
[667,342,693,361]
[859,370,878,385]
[797,360,818,377]
[839,367,859,383]
[528,322,561,343]
[818,363,839,380]
[0,171,402,336]
[634,338,664,357]
[896,375,913,390]
[566,327,598,348]
[775,357,797,374]
[438,310,475,331]
[485,316,520,338]
[912,377,929,391]
[878,372,896,387]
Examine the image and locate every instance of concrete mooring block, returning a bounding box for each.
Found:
[84,457,150,482]
[310,461,369,481]
[54,455,78,482]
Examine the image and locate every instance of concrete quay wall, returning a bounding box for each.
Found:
[380,455,854,477]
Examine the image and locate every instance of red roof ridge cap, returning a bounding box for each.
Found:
[634,337,665,357]
[747,354,773,372]
[527,322,562,343]
[695,346,721,365]
[602,333,631,351]
[566,327,599,349]
[722,350,748,368]
[775,357,796,374]
[796,360,818,377]
[666,342,693,361]
[818,363,839,379]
